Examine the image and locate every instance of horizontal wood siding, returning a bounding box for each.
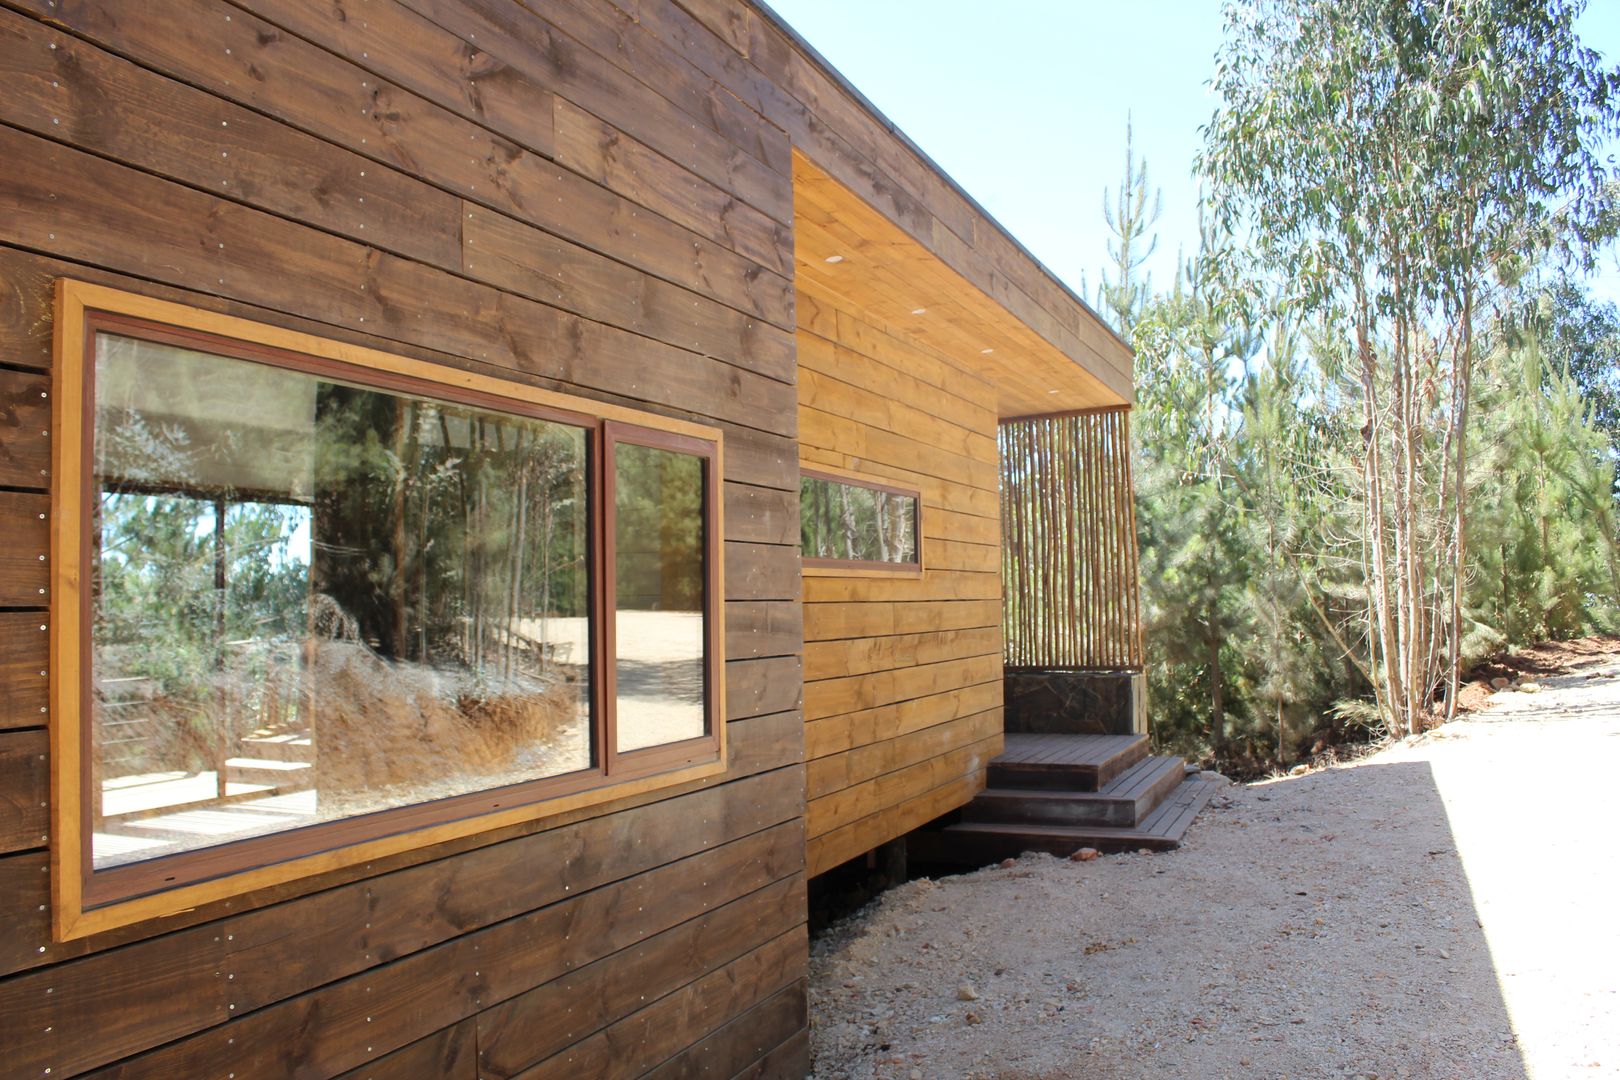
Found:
[0,0,808,1075]
[797,279,1004,876]
[628,0,1134,405]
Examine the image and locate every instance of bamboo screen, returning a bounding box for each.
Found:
[999,408,1143,670]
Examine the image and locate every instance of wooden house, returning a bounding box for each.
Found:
[0,1,1158,1076]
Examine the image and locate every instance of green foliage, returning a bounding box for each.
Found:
[1196,0,1620,735]
[1096,116,1163,334]
[1467,326,1620,647]
[1111,2,1620,766]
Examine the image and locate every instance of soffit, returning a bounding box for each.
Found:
[792,151,1129,417]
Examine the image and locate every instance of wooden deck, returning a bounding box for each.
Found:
[910,733,1220,863]
[988,732,1148,790]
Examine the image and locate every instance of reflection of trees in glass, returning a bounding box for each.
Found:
[96,492,310,773]
[92,338,594,826]
[612,442,707,752]
[800,475,918,564]
[310,385,588,679]
[614,443,703,612]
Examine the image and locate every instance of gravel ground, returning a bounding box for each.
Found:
[809,655,1620,1079]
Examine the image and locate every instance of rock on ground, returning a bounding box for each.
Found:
[808,656,1620,1079]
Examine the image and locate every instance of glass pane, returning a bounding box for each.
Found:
[613,441,707,752]
[799,474,919,564]
[90,333,591,871]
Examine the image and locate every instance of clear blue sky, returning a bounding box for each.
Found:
[766,0,1620,311]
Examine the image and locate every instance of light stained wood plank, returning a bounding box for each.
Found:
[796,447,1001,520]
[804,652,1001,722]
[805,734,1000,841]
[806,707,1002,802]
[803,679,1003,761]
[803,569,1001,605]
[797,407,999,492]
[801,598,1003,643]
[806,769,984,877]
[803,625,1002,682]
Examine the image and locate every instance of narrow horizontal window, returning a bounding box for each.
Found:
[50,281,726,939]
[800,469,922,574]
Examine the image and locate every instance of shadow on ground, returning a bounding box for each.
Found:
[811,757,1535,1079]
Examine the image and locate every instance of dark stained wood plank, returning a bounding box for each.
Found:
[461,203,794,383]
[0,250,57,371]
[1,784,801,1071]
[552,96,791,278]
[0,247,802,495]
[0,366,50,490]
[0,714,802,981]
[476,872,805,1077]
[0,9,463,271]
[509,926,808,1080]
[724,481,798,546]
[0,613,49,731]
[10,0,793,327]
[732,1023,812,1080]
[73,823,804,1080]
[724,709,803,778]
[725,600,802,661]
[333,1018,478,1080]
[639,982,807,1080]
[724,540,800,602]
[392,0,792,221]
[725,656,802,721]
[7,0,547,227]
[0,728,48,854]
[0,491,50,606]
[231,0,557,158]
[520,0,791,180]
[614,0,796,123]
[720,425,799,493]
[0,126,796,436]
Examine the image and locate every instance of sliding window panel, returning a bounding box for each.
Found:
[604,424,722,773]
[85,321,594,904]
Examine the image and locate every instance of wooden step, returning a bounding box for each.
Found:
[910,778,1223,864]
[987,733,1148,792]
[225,757,315,790]
[239,732,314,763]
[965,755,1187,829]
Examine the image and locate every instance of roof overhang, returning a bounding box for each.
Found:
[792,151,1132,417]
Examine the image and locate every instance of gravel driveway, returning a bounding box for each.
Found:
[808,656,1620,1079]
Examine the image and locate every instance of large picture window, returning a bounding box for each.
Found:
[50,281,725,939]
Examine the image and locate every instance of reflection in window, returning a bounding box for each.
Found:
[91,334,590,870]
[800,472,920,567]
[613,442,707,753]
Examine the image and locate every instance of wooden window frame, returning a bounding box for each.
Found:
[49,279,726,941]
[799,466,924,577]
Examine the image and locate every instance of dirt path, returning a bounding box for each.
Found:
[809,656,1620,1079]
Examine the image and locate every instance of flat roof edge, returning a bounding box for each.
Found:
[748,0,1136,362]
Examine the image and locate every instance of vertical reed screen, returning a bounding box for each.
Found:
[1000,408,1143,670]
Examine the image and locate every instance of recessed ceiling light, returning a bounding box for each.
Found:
[981,348,994,355]
[911,307,927,315]
[1048,389,1061,394]
[824,255,844,264]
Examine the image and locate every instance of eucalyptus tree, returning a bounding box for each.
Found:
[1097,117,1163,335]
[1202,0,1620,733]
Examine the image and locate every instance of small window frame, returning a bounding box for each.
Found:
[799,466,924,577]
[50,280,726,941]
